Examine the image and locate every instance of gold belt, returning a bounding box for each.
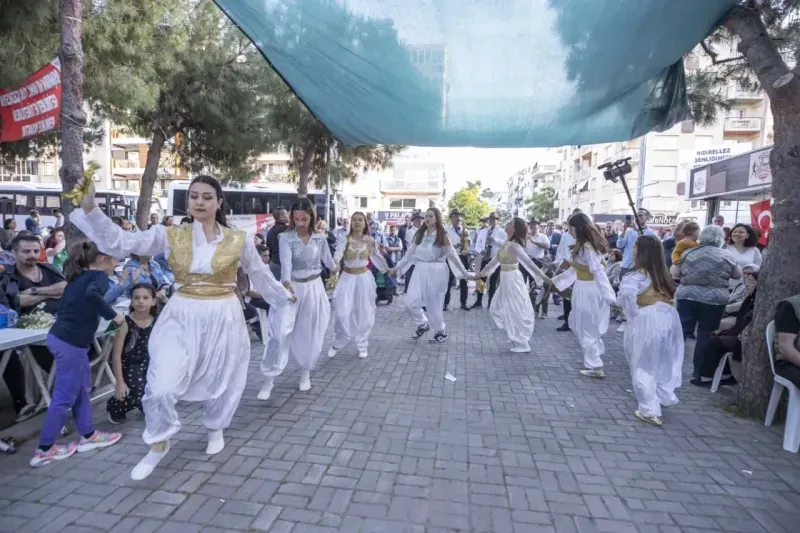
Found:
[343,266,368,275]
[176,283,237,299]
[292,273,321,283]
[501,264,518,271]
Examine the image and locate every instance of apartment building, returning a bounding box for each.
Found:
[339,149,446,223]
[504,158,560,216]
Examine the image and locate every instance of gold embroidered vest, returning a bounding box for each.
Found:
[342,235,371,275]
[573,261,594,281]
[167,223,246,299]
[497,242,519,271]
[637,283,674,307]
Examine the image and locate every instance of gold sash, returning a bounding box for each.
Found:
[573,261,594,281]
[344,266,368,275]
[166,223,246,299]
[637,283,674,307]
[501,264,518,271]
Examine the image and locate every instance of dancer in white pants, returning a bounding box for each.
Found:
[259,198,337,400]
[552,213,615,377]
[328,212,389,359]
[71,175,292,481]
[475,217,549,353]
[389,207,469,343]
[617,235,683,426]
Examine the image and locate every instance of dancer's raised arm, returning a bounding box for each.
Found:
[72,179,166,257]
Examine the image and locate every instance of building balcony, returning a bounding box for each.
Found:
[110,129,148,145]
[724,117,762,133]
[602,148,639,164]
[727,85,763,102]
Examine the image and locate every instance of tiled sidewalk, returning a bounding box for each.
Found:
[1,295,799,533]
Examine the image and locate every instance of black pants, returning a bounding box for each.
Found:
[776,360,800,389]
[474,257,500,307]
[404,265,415,294]
[3,345,54,414]
[444,255,469,307]
[563,299,572,323]
[106,362,147,417]
[677,299,725,378]
[699,334,741,378]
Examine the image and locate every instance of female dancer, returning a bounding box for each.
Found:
[388,207,469,343]
[474,217,549,353]
[552,213,614,377]
[617,235,683,426]
[259,198,337,399]
[328,212,389,359]
[71,175,293,480]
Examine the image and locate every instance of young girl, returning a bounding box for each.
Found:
[617,236,683,426]
[30,241,124,467]
[259,198,337,399]
[474,217,549,352]
[552,213,614,377]
[328,212,389,359]
[107,283,158,424]
[388,207,469,343]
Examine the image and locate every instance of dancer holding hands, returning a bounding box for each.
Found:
[617,235,683,426]
[473,217,550,353]
[388,207,469,343]
[551,213,615,377]
[328,212,389,359]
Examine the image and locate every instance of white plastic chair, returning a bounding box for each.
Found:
[710,352,732,393]
[764,321,800,453]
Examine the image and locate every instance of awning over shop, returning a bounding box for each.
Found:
[214,0,737,147]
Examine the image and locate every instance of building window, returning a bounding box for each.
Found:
[600,200,610,211]
[389,198,416,209]
[680,120,695,133]
[722,200,733,207]
[355,196,368,208]
[653,135,679,151]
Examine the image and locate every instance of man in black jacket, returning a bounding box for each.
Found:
[265,207,289,281]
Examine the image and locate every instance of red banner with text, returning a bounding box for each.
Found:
[0,59,62,142]
[750,199,771,247]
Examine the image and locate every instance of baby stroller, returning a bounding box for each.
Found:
[372,263,396,305]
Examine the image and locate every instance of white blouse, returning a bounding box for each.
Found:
[726,245,762,269]
[333,235,389,272]
[71,207,290,304]
[394,229,469,278]
[278,230,336,282]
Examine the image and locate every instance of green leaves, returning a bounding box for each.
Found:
[448,185,492,227]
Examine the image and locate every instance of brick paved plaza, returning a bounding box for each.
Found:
[2,295,800,533]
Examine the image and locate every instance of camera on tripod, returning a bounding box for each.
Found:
[598,157,632,183]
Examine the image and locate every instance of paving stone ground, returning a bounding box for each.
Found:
[2,291,800,533]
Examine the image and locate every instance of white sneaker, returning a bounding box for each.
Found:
[358,350,368,359]
[257,379,274,401]
[299,371,311,392]
[206,430,225,455]
[327,347,337,358]
[131,441,170,481]
[617,323,626,333]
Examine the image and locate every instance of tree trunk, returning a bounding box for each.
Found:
[136,128,167,230]
[727,7,800,417]
[296,142,316,198]
[58,0,86,243]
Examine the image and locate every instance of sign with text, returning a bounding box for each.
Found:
[0,59,62,142]
[377,210,409,223]
[228,214,274,235]
[748,148,773,187]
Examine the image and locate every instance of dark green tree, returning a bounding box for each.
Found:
[525,186,558,222]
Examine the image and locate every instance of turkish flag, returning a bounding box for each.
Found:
[750,199,771,246]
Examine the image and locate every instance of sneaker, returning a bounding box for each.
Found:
[460,304,470,311]
[258,379,274,400]
[30,442,77,467]
[412,324,430,339]
[131,441,170,481]
[617,323,626,333]
[541,313,548,319]
[430,332,448,343]
[327,347,338,358]
[556,323,570,332]
[206,430,225,455]
[299,370,311,392]
[108,412,127,425]
[580,369,606,379]
[358,350,368,359]
[469,303,483,310]
[635,410,663,427]
[77,431,122,453]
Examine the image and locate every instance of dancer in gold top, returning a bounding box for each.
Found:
[70,175,293,481]
[328,212,389,359]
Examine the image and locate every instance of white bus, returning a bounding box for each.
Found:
[167,181,348,234]
[0,183,139,230]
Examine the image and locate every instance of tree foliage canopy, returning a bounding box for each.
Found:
[448,184,492,227]
[525,186,558,222]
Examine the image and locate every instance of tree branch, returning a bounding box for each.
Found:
[724,5,793,96]
[700,39,718,63]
